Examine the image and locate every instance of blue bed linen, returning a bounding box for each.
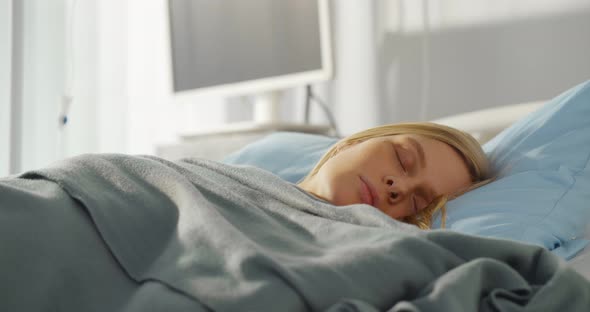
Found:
[1,153,587,311]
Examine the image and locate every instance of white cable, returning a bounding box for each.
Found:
[420,0,431,121]
[61,0,77,123]
[58,0,77,160]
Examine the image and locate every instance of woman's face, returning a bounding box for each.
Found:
[298,134,472,219]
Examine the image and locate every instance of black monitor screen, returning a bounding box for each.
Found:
[169,0,323,92]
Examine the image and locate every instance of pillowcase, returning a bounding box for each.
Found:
[431,80,590,260]
[223,80,590,260]
[223,132,339,183]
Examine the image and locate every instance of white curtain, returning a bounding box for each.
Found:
[7,0,67,174]
[5,0,131,173]
[1,0,12,175]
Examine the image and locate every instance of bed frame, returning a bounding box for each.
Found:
[431,101,546,144]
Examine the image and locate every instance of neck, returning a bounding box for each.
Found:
[297,179,331,203]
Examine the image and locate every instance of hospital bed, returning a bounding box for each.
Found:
[1,81,590,311]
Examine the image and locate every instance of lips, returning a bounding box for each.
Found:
[359,175,378,207]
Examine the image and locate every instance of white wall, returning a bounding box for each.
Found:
[374,0,590,123]
[322,0,590,136]
[0,0,11,176]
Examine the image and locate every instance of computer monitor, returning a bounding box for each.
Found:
[167,0,333,135]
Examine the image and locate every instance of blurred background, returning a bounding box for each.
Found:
[2,0,590,176]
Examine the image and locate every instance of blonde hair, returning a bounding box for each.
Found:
[301,122,492,229]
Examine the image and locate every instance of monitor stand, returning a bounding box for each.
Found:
[178,90,333,140]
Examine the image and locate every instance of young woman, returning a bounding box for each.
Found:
[298,122,492,229]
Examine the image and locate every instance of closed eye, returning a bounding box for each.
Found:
[394,146,406,173]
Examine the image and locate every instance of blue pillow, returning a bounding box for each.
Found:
[223,132,339,183]
[432,80,590,259]
[223,80,590,260]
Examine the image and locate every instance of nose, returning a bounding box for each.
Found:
[383,176,410,203]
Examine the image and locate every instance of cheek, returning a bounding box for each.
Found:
[328,175,360,206]
[312,162,353,204]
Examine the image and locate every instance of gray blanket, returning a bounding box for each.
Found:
[1,154,589,312]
